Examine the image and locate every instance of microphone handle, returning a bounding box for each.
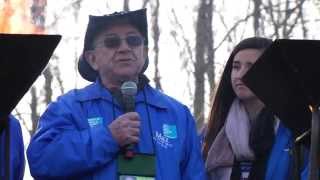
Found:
[125,144,135,158]
[123,95,136,158]
[123,94,135,112]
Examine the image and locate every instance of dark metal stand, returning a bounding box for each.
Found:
[308,108,320,180]
[1,116,10,180]
[5,120,10,180]
[292,142,303,180]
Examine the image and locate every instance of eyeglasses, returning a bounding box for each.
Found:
[99,35,144,49]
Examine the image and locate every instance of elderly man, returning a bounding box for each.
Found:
[27,8,206,179]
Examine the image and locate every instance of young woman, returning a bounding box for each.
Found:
[203,37,307,180]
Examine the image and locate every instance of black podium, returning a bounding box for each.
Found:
[242,39,320,180]
[0,34,61,180]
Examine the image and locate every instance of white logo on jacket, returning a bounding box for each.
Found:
[87,117,103,127]
[153,131,173,149]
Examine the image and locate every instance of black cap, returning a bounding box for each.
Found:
[78,8,149,82]
[0,33,61,119]
[242,39,320,140]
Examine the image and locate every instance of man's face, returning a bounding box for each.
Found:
[86,23,147,84]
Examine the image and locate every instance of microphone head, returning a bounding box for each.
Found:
[120,81,138,96]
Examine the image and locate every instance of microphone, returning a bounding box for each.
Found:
[121,81,137,112]
[120,81,138,158]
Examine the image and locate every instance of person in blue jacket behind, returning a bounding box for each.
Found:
[0,115,25,180]
[202,37,307,180]
[27,8,206,179]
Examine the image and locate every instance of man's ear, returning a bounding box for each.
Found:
[140,47,149,73]
[143,46,148,60]
[84,50,99,71]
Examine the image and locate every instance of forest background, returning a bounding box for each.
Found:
[1,0,320,179]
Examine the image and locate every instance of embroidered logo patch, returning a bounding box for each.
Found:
[162,124,177,139]
[153,131,173,149]
[87,117,103,127]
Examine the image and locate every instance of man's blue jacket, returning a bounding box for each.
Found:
[27,80,206,179]
[0,115,25,180]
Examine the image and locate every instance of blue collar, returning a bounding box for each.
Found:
[76,80,167,109]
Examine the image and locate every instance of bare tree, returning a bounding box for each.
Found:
[52,55,65,94]
[150,0,162,90]
[169,9,194,102]
[25,0,83,135]
[72,0,82,22]
[253,0,262,36]
[297,0,308,38]
[205,0,215,103]
[28,0,48,135]
[142,0,150,8]
[263,0,308,38]
[29,87,39,135]
[31,0,46,32]
[43,67,53,104]
[194,0,214,128]
[71,0,83,89]
[124,0,129,11]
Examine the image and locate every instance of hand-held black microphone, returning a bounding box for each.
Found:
[121,81,137,112]
[120,81,138,158]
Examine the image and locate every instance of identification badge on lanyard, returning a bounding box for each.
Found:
[117,153,156,180]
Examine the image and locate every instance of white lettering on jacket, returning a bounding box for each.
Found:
[153,131,173,149]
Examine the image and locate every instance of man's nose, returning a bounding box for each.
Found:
[118,39,131,51]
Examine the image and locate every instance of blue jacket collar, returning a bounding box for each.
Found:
[76,80,167,109]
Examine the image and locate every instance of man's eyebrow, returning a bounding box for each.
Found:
[127,31,139,35]
[103,33,117,37]
[104,31,140,37]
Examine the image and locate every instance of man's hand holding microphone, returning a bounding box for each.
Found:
[108,81,139,158]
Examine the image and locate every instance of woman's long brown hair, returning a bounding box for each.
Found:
[203,37,273,159]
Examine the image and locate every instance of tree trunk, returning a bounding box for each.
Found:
[124,0,129,11]
[142,0,150,8]
[266,0,307,38]
[151,0,162,90]
[30,87,39,135]
[205,0,215,104]
[194,0,214,129]
[43,67,53,104]
[31,0,46,33]
[29,0,47,135]
[297,0,308,38]
[253,0,262,36]
[282,0,290,38]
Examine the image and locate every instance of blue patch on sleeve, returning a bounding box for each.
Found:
[87,117,103,127]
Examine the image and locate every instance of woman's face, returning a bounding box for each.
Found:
[231,48,263,100]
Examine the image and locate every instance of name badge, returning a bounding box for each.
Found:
[118,153,156,180]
